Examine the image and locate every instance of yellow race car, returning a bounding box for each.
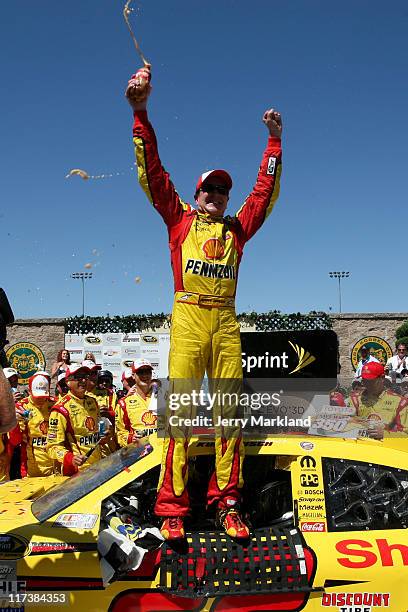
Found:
[0,434,406,611]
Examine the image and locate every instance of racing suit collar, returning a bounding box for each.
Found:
[197,211,224,224]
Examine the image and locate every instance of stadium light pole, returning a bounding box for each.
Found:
[71,272,93,316]
[329,271,350,313]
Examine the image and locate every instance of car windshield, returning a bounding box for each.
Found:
[32,444,152,523]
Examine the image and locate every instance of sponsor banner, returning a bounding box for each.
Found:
[241,330,338,390]
[141,334,159,344]
[102,333,122,345]
[65,334,83,346]
[103,347,122,358]
[141,346,160,356]
[64,331,337,393]
[103,359,122,370]
[54,513,98,529]
[83,334,103,346]
[121,334,141,344]
[65,332,170,383]
[121,347,141,358]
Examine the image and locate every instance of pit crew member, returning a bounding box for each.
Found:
[349,361,408,439]
[46,363,104,475]
[126,66,282,540]
[9,372,55,477]
[116,359,157,447]
[85,364,118,455]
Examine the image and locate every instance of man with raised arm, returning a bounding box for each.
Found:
[126,66,283,540]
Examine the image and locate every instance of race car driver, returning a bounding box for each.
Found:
[116,359,157,447]
[10,371,55,477]
[126,66,282,539]
[349,361,408,439]
[46,363,104,475]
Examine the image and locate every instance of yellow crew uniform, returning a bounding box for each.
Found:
[115,392,157,447]
[46,392,101,475]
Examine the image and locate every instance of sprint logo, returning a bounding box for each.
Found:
[242,342,316,374]
[288,342,316,374]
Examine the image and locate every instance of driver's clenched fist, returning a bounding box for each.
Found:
[263,109,282,138]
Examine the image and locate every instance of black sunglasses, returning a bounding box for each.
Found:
[71,372,91,381]
[200,183,229,196]
[136,368,153,375]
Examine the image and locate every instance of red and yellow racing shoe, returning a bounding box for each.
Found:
[217,507,250,539]
[160,517,185,540]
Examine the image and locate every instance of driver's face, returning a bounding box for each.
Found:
[196,182,229,217]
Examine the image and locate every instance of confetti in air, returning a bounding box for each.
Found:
[123,0,150,66]
[65,164,136,181]
[66,169,90,180]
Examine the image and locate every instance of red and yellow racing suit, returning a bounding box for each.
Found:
[349,389,408,431]
[10,396,55,477]
[115,392,157,447]
[87,388,118,455]
[46,392,101,475]
[133,110,282,516]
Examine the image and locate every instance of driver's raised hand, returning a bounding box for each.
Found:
[126,65,152,111]
[263,109,282,138]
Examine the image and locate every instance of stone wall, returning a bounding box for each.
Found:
[5,313,408,383]
[331,313,408,380]
[6,319,65,377]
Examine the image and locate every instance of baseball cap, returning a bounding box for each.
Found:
[65,363,91,379]
[361,362,385,380]
[2,367,18,379]
[81,359,101,371]
[132,358,153,373]
[361,345,368,351]
[28,372,51,398]
[121,368,134,382]
[195,169,233,195]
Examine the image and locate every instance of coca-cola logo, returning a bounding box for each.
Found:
[301,521,326,532]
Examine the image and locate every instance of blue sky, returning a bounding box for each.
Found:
[1,0,407,319]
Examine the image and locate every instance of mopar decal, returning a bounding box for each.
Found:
[300,456,317,469]
[0,535,30,560]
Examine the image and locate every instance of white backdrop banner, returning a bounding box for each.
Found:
[65,332,170,389]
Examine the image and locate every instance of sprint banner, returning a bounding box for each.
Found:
[241,330,338,390]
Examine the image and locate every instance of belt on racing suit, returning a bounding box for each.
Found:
[174,291,235,308]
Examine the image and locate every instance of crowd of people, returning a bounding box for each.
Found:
[330,344,408,439]
[0,350,158,482]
